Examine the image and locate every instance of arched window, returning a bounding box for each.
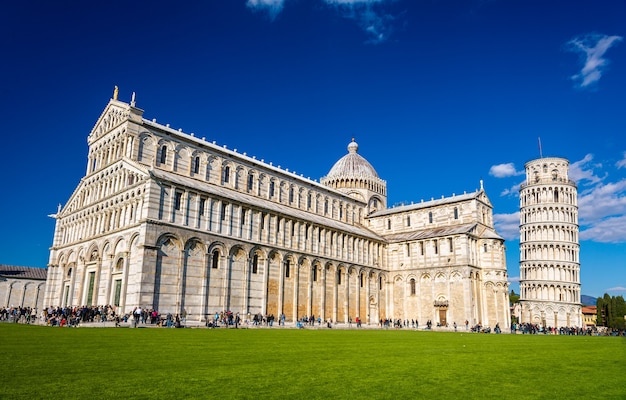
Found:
[222,166,230,184]
[212,250,219,269]
[429,212,433,223]
[284,260,290,278]
[247,173,254,191]
[160,145,167,164]
[199,198,206,216]
[454,207,458,219]
[337,270,342,285]
[410,278,416,295]
[193,157,200,174]
[269,181,275,198]
[174,192,182,210]
[313,266,317,282]
[289,187,294,203]
[252,254,258,274]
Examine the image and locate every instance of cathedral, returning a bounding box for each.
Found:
[44,91,510,328]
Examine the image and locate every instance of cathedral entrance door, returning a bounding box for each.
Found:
[439,309,447,326]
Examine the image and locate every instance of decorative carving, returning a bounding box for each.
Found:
[434,300,449,307]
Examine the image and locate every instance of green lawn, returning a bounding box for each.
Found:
[1,324,624,399]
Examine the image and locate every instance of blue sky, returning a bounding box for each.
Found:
[1,0,624,298]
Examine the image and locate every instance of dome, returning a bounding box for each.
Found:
[326,139,379,179]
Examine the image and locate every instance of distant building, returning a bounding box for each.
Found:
[518,157,582,327]
[581,305,597,328]
[0,265,47,310]
[44,93,510,327]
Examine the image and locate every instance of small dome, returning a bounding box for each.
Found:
[326,139,379,179]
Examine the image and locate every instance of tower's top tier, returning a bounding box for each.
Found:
[523,157,575,187]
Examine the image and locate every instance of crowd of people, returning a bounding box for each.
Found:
[0,306,37,323]
[509,322,623,336]
[3,305,623,336]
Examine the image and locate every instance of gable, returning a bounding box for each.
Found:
[58,159,149,217]
[87,99,144,145]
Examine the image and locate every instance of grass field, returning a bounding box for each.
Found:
[1,324,624,399]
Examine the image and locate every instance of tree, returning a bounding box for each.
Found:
[596,294,626,329]
[509,289,519,305]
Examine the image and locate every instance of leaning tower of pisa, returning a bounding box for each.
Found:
[519,157,582,328]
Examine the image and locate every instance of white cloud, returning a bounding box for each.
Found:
[494,212,520,241]
[246,0,287,20]
[578,179,626,230]
[580,214,626,243]
[489,162,523,178]
[617,152,626,169]
[324,0,399,44]
[606,286,626,293]
[244,0,400,42]
[569,153,604,185]
[508,276,520,284]
[568,153,626,243]
[566,33,623,88]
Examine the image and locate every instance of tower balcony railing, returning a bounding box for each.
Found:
[520,177,577,189]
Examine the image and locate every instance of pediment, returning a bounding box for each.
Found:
[87,99,143,145]
[58,159,150,217]
[477,190,492,207]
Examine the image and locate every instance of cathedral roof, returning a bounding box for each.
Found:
[149,168,386,242]
[0,265,47,280]
[325,139,379,180]
[381,223,503,242]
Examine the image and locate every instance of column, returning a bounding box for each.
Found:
[262,257,270,316]
[242,256,249,314]
[356,271,360,322]
[365,272,371,324]
[293,263,299,322]
[333,269,338,323]
[120,252,130,313]
[278,258,285,318]
[321,266,326,322]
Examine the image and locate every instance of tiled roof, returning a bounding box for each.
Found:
[581,306,597,314]
[0,265,48,280]
[382,223,503,242]
[382,223,476,242]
